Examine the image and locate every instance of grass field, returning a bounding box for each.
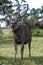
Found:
[0,37,43,65]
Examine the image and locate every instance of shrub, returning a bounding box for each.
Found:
[32,28,43,36]
[3,33,13,40]
[0,34,3,40]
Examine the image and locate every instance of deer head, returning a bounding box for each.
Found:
[5,2,29,24]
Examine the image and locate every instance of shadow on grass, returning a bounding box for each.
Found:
[31,56,43,65]
[0,56,43,65]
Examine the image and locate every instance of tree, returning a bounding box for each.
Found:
[40,6,43,21]
[0,0,29,27]
[0,0,13,22]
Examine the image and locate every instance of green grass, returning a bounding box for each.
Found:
[0,37,43,65]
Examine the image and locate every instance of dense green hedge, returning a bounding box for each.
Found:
[32,28,43,36]
[0,33,13,40]
[3,33,13,39]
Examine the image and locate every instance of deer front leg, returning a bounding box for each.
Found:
[21,43,24,60]
[14,43,17,61]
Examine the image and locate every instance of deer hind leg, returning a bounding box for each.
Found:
[28,41,31,58]
[21,43,24,60]
[14,43,17,61]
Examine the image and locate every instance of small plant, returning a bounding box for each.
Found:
[37,30,40,36]
[0,34,3,40]
[3,33,13,40]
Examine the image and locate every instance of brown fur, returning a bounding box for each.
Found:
[11,22,31,60]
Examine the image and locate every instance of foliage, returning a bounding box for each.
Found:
[0,28,13,40]
[0,0,43,28]
[0,33,13,40]
[32,28,43,36]
[0,0,13,22]
[0,34,3,40]
[0,0,28,23]
[0,27,3,34]
[3,33,13,40]
[27,6,43,29]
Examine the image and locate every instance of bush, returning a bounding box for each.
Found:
[32,28,43,36]
[0,34,3,40]
[0,33,13,40]
[3,33,13,40]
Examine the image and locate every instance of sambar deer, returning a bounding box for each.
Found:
[6,3,31,61]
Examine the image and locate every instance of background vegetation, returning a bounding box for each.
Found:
[0,0,43,29]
